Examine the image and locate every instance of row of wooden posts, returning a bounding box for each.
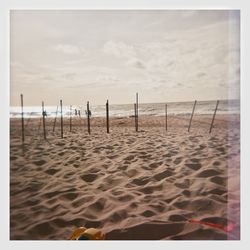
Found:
[20,93,219,143]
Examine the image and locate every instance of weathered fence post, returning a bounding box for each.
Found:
[188,100,197,132]
[20,94,25,143]
[53,105,58,132]
[209,100,220,133]
[70,105,72,132]
[42,101,46,140]
[134,103,137,132]
[60,100,63,138]
[106,100,109,133]
[87,101,91,134]
[136,92,139,132]
[165,104,168,131]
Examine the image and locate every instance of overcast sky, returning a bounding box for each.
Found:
[10,10,240,106]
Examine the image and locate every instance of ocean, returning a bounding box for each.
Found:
[10,99,240,118]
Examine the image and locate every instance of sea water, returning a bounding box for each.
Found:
[10,99,240,118]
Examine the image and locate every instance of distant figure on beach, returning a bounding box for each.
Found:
[85,109,92,117]
[78,110,81,117]
[75,109,77,116]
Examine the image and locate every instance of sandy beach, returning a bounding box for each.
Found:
[10,114,240,240]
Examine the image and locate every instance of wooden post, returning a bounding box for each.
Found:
[70,105,72,132]
[20,94,25,143]
[188,100,197,132]
[52,105,58,132]
[87,101,91,134]
[106,100,109,133]
[165,104,168,131]
[42,101,46,140]
[136,92,139,132]
[209,100,220,133]
[60,100,63,138]
[134,103,137,132]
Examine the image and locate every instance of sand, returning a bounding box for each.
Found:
[10,114,240,240]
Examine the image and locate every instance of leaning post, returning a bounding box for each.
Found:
[52,105,58,132]
[209,100,220,133]
[188,100,197,132]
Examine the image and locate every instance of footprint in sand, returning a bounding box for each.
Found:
[149,203,166,213]
[45,168,60,175]
[141,210,155,217]
[175,179,190,189]
[88,197,107,212]
[139,184,163,195]
[182,189,191,197]
[216,147,226,154]
[125,169,138,178]
[60,192,78,201]
[73,163,80,168]
[168,214,187,222]
[123,155,136,161]
[163,153,172,158]
[63,172,75,179]
[27,222,54,237]
[197,169,221,178]
[213,161,221,166]
[172,199,190,209]
[33,159,46,166]
[117,165,128,171]
[149,161,163,169]
[117,194,134,202]
[131,177,151,186]
[185,163,202,171]
[10,156,17,161]
[173,157,183,165]
[209,176,226,186]
[153,169,172,181]
[198,144,206,150]
[107,155,118,160]
[108,210,128,223]
[80,173,98,183]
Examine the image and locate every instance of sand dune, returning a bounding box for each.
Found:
[10,114,240,240]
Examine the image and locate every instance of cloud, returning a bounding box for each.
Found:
[197,72,207,78]
[126,58,146,69]
[10,10,240,105]
[55,44,85,55]
[103,40,136,59]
